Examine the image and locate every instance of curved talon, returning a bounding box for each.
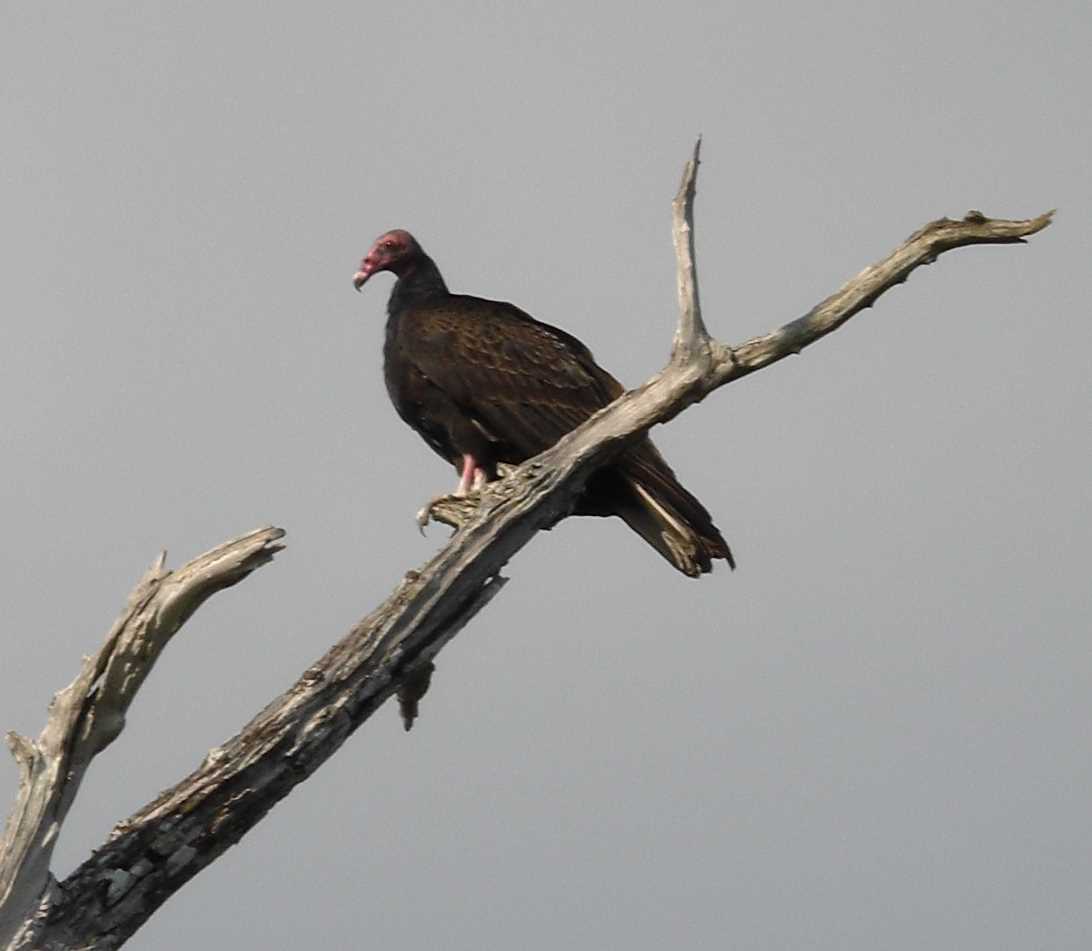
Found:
[416,492,459,532]
[415,484,490,534]
[416,494,445,533]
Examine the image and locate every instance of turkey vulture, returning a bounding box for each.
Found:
[353,229,732,577]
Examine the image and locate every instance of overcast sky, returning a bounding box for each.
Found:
[2,2,1089,948]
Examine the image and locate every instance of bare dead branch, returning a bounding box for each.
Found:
[0,528,284,950]
[713,208,1055,383]
[35,561,507,949]
[670,136,713,366]
[1,143,1052,949]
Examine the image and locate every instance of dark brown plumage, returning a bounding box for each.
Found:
[353,229,732,577]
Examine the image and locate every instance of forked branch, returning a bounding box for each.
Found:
[1,144,1052,949]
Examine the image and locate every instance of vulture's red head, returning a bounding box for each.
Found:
[353,229,421,290]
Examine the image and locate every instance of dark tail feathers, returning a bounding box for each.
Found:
[613,446,733,578]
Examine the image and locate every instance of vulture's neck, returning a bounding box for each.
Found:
[388,254,449,316]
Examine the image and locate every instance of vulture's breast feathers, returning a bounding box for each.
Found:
[385,295,623,462]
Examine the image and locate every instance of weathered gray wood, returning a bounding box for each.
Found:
[0,528,285,950]
[712,208,1053,384]
[670,137,713,367]
[0,145,1052,949]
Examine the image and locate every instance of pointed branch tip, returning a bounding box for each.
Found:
[5,730,37,768]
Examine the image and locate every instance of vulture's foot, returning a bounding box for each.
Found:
[415,465,516,533]
[416,490,483,533]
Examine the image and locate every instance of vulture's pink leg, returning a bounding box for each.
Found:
[455,454,482,497]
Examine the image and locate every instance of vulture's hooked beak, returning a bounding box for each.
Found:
[352,270,370,292]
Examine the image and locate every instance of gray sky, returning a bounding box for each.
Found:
[2,1,1089,948]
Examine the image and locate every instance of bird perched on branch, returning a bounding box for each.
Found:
[353,229,732,577]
